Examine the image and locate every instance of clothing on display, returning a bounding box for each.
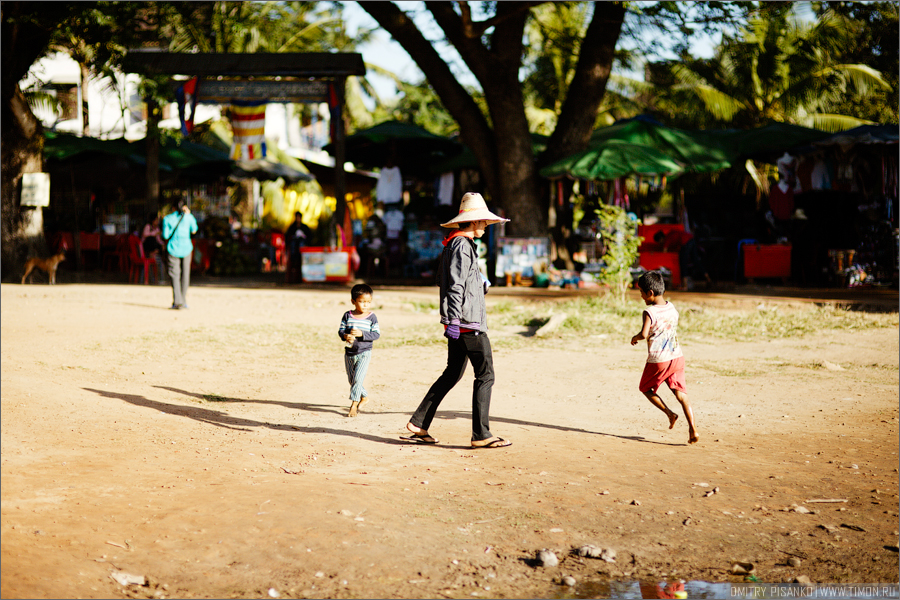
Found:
[437,172,455,206]
[383,207,405,240]
[810,158,833,190]
[776,152,801,193]
[376,166,403,204]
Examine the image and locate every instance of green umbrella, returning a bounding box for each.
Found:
[589,116,732,173]
[540,139,685,180]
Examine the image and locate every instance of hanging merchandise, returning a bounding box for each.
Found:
[612,177,629,209]
[810,156,833,190]
[436,172,454,206]
[680,201,691,235]
[376,165,403,204]
[776,152,801,192]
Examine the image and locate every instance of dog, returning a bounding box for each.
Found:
[21,252,66,285]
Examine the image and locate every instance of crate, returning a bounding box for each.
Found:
[743,244,791,279]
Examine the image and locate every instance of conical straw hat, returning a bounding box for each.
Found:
[440,192,509,229]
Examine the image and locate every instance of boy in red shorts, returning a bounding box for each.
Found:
[630,271,699,444]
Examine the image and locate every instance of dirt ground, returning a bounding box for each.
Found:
[2,281,898,599]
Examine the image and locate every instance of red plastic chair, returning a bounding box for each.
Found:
[271,233,286,269]
[79,232,101,269]
[103,234,129,273]
[127,234,158,284]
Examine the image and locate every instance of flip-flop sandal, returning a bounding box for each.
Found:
[400,434,439,444]
[471,437,512,449]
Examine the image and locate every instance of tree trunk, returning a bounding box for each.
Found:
[541,2,626,166]
[1,3,64,281]
[361,2,626,238]
[80,61,90,135]
[1,84,46,280]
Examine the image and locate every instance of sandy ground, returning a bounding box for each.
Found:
[1,282,898,599]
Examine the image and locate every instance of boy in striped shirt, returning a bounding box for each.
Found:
[631,271,699,444]
[339,284,380,417]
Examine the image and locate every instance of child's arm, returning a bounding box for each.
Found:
[631,311,652,345]
[339,312,353,342]
[360,314,380,342]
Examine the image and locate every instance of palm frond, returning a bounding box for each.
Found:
[801,113,878,132]
[744,159,768,196]
[824,64,891,94]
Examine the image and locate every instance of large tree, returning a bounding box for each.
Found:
[2,3,96,274]
[358,2,751,235]
[1,2,161,277]
[359,1,626,236]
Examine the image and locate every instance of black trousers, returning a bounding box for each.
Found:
[410,332,494,441]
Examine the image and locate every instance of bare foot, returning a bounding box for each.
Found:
[667,412,679,429]
[688,431,699,444]
[358,397,369,411]
[406,422,427,435]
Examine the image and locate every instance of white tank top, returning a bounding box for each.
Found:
[644,301,683,363]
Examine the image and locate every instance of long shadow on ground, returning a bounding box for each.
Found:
[147,386,683,447]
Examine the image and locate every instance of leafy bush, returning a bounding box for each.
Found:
[594,204,642,300]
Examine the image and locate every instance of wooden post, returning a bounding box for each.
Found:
[332,76,347,246]
[146,97,160,221]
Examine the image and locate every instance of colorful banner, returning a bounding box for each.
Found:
[176,77,200,136]
[230,100,267,160]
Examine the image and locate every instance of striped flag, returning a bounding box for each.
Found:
[230,100,267,160]
[176,77,200,136]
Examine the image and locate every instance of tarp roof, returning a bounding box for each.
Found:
[701,123,833,162]
[811,124,899,147]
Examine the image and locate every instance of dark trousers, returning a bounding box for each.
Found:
[410,332,494,441]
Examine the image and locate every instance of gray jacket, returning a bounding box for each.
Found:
[439,235,487,333]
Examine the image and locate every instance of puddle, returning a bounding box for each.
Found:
[553,580,900,599]
[553,580,724,599]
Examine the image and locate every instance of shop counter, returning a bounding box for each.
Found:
[300,247,354,283]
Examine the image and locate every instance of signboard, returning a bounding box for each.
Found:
[197,80,329,104]
[495,237,551,280]
[300,247,353,283]
[20,173,50,207]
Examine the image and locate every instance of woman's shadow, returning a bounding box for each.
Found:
[108,386,684,447]
[83,387,407,445]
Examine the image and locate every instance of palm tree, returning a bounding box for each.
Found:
[660,3,890,131]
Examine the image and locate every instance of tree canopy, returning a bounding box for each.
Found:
[652,2,891,131]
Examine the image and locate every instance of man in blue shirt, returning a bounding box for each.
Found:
[162,200,199,309]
